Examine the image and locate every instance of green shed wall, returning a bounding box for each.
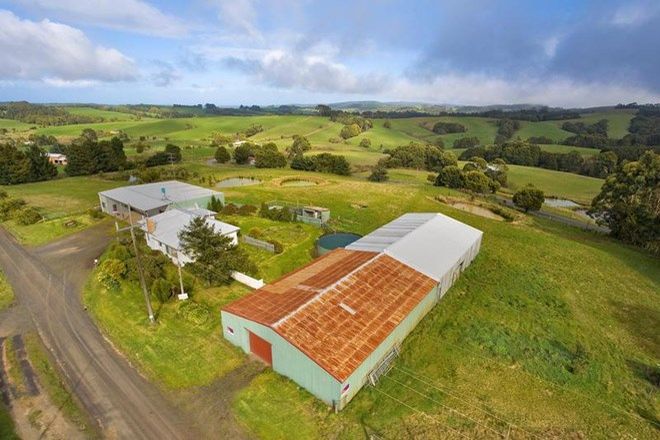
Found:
[337,285,440,409]
[221,311,341,406]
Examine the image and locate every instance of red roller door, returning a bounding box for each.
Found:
[249,331,272,365]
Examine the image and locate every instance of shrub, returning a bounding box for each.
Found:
[432,121,466,134]
[151,278,172,303]
[15,207,42,225]
[248,227,264,238]
[359,138,372,149]
[237,204,257,216]
[88,207,104,219]
[513,186,545,212]
[340,124,362,139]
[255,148,287,168]
[463,171,492,193]
[368,165,388,182]
[268,240,284,254]
[0,198,26,221]
[435,166,464,188]
[96,258,126,291]
[221,203,239,215]
[453,136,480,149]
[383,120,391,129]
[214,146,230,163]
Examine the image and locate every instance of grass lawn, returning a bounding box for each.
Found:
[537,144,599,156]
[0,270,14,311]
[1,176,125,246]
[0,403,17,440]
[64,106,140,122]
[2,176,124,218]
[78,162,658,439]
[501,164,604,204]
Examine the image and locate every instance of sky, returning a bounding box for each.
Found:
[0,0,659,107]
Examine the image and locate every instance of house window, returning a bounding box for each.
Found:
[341,383,350,394]
[227,326,234,335]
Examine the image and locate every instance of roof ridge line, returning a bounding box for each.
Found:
[272,252,383,328]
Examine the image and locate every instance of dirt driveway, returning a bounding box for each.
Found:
[0,222,198,439]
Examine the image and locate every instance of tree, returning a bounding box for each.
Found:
[359,138,371,149]
[368,164,388,182]
[255,148,287,168]
[234,144,254,164]
[435,165,464,188]
[25,146,57,181]
[290,155,316,171]
[207,195,224,212]
[463,171,491,193]
[513,186,545,212]
[164,144,182,163]
[316,104,332,117]
[432,121,466,134]
[453,136,480,149]
[179,217,256,285]
[383,120,392,129]
[340,124,361,139]
[287,135,311,158]
[590,151,659,254]
[214,146,230,163]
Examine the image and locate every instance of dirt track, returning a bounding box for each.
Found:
[0,223,198,439]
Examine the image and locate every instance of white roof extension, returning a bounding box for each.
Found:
[99,180,221,212]
[141,208,239,251]
[346,213,483,281]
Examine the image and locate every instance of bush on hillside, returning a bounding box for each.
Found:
[513,186,545,212]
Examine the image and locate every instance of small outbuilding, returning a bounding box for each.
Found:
[140,208,238,266]
[221,213,482,410]
[98,180,224,219]
[46,153,67,165]
[294,205,330,225]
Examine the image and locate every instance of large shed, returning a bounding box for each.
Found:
[98,180,224,219]
[221,213,482,410]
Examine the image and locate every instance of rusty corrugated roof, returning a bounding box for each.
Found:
[222,249,436,382]
[222,249,377,326]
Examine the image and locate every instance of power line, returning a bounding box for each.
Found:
[437,338,659,429]
[392,366,542,440]
[382,375,504,438]
[370,385,472,440]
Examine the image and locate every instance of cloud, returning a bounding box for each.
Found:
[16,0,187,37]
[213,0,261,40]
[151,61,181,87]
[222,47,389,94]
[388,73,660,108]
[0,10,138,82]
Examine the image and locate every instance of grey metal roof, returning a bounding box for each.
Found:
[346,213,482,281]
[140,208,239,250]
[99,180,222,212]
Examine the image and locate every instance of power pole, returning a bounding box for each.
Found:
[128,207,155,324]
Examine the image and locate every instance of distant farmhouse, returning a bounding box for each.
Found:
[46,153,67,166]
[222,213,482,410]
[98,180,224,219]
[141,208,239,266]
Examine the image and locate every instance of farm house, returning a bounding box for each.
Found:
[98,180,224,219]
[221,213,482,410]
[140,208,239,266]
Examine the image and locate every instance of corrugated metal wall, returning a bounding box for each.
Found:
[220,233,482,410]
[221,311,341,405]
